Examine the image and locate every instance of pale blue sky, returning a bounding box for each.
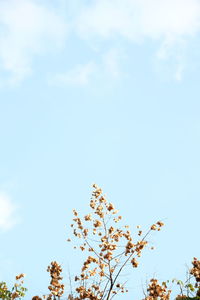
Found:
[0,0,200,299]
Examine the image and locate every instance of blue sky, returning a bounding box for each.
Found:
[0,0,200,299]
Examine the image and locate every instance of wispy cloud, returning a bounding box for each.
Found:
[102,48,122,79]
[0,0,67,85]
[75,0,200,80]
[0,193,19,231]
[48,50,124,86]
[1,0,200,84]
[49,61,96,86]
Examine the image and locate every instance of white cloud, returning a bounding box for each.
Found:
[1,0,199,84]
[76,0,200,80]
[77,0,200,41]
[0,193,19,231]
[50,61,96,86]
[0,0,67,85]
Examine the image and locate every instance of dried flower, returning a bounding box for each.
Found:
[47,261,64,298]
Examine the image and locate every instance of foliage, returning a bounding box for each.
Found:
[143,257,200,300]
[173,257,200,299]
[0,274,27,299]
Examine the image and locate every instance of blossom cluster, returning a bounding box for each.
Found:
[46,261,64,298]
[67,184,164,300]
[190,257,200,287]
[144,279,171,300]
